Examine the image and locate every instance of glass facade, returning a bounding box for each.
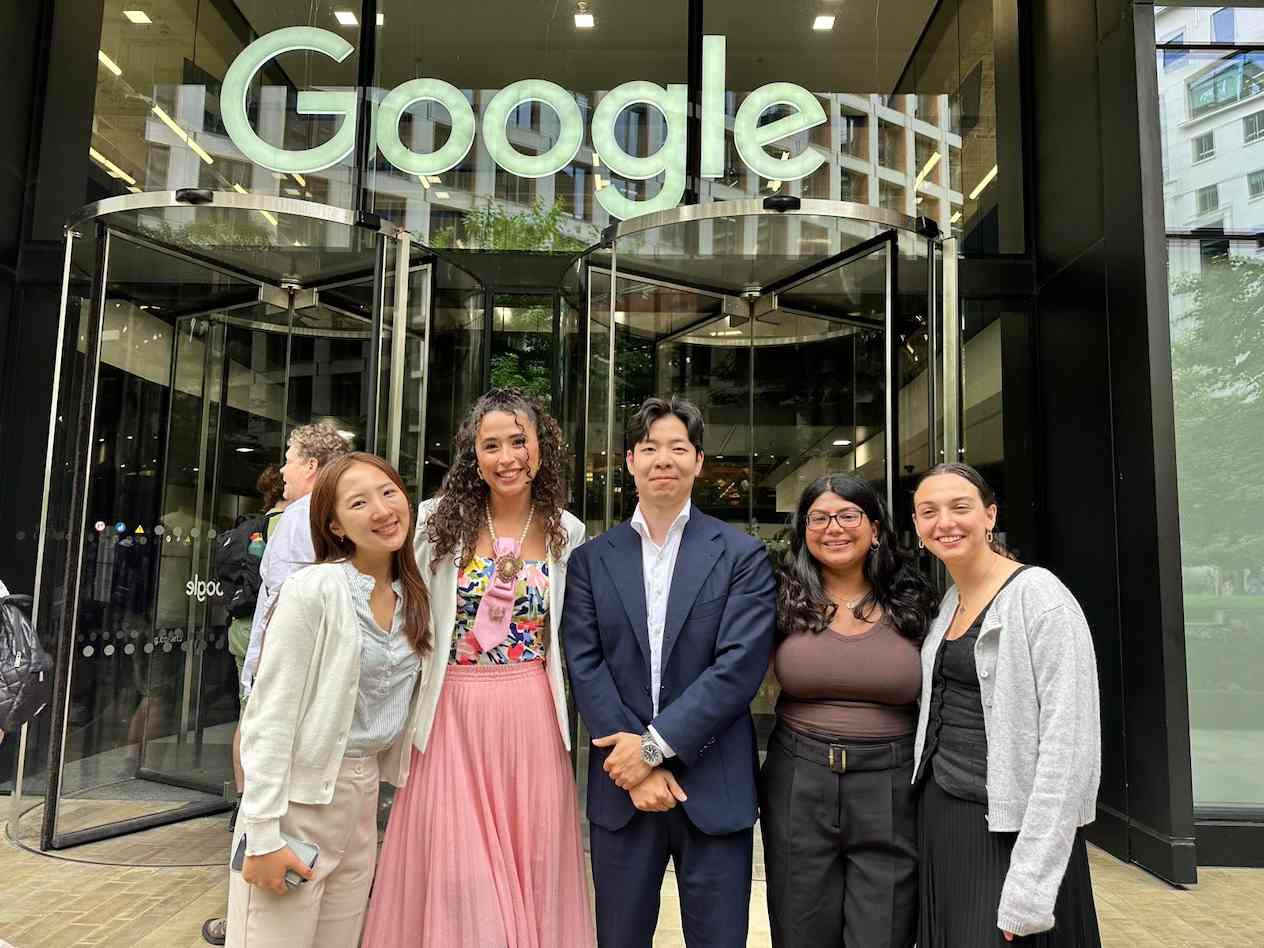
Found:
[80,0,1018,248]
[1157,8,1264,814]
[4,0,1022,853]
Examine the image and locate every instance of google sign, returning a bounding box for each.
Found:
[223,28,827,219]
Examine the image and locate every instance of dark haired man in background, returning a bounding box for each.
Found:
[563,396,776,947]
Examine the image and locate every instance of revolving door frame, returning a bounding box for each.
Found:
[18,192,431,851]
[576,198,962,536]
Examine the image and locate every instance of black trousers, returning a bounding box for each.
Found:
[918,776,1102,946]
[759,723,918,948]
[589,806,754,948]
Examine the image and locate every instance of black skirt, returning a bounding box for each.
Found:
[918,778,1102,946]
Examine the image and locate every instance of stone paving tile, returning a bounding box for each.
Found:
[5,815,1264,947]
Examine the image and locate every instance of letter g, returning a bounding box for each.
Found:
[222,27,358,174]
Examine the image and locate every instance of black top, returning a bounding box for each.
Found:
[926,622,989,802]
[915,566,1030,804]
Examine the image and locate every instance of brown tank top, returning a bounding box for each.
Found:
[774,617,921,740]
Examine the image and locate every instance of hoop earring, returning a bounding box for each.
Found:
[917,537,925,550]
[986,529,994,544]
[870,540,880,550]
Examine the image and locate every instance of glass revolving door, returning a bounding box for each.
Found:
[20,193,431,853]
[576,198,957,764]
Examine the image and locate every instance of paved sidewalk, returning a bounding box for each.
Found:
[3,814,1264,946]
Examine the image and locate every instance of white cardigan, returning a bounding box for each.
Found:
[238,562,428,856]
[411,497,585,753]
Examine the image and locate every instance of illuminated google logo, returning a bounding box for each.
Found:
[223,28,828,219]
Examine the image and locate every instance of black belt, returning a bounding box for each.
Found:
[772,723,914,774]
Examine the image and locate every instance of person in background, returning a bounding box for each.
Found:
[239,423,351,696]
[363,388,593,947]
[762,474,935,947]
[563,396,776,948]
[226,453,430,947]
[226,465,287,807]
[912,463,1102,946]
[204,429,348,946]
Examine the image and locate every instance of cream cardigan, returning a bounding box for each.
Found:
[237,562,428,856]
[411,497,585,753]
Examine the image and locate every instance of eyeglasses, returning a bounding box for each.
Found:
[805,510,865,530]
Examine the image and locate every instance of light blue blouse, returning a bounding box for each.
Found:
[341,563,422,755]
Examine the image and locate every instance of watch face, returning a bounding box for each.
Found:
[641,738,663,765]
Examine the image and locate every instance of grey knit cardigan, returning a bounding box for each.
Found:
[913,566,1101,937]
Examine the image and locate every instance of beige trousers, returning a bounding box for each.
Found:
[227,756,380,948]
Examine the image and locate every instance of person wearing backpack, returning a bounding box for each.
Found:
[223,465,287,704]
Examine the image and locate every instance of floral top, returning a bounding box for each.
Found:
[449,555,550,665]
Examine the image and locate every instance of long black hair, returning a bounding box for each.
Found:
[778,474,937,643]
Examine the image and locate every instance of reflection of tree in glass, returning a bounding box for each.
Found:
[1170,254,1264,576]
[141,217,275,250]
[429,199,589,252]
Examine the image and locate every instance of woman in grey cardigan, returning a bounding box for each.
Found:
[911,463,1101,946]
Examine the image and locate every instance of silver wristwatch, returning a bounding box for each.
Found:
[640,731,664,767]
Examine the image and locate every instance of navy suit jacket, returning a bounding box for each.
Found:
[562,510,776,835]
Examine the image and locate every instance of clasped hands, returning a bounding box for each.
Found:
[592,732,687,812]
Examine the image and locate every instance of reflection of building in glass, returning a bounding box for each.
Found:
[1156,7,1264,815]
[1157,7,1264,247]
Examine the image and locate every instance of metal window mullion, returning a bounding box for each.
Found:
[883,235,897,518]
[365,234,388,454]
[15,228,77,833]
[928,240,940,465]
[605,246,617,532]
[388,234,411,467]
[42,224,111,849]
[417,265,433,492]
[942,237,961,464]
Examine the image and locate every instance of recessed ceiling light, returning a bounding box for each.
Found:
[122,10,152,24]
[813,14,835,30]
[833,439,852,446]
[575,2,595,28]
[235,447,254,453]
[98,51,122,76]
[434,191,451,199]
[334,10,358,27]
[377,13,385,26]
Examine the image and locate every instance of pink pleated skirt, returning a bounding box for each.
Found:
[362,660,595,948]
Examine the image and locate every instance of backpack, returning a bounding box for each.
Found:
[0,595,53,733]
[214,510,282,619]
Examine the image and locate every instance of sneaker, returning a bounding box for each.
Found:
[201,917,226,946]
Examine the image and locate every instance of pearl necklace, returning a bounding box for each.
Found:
[486,502,535,584]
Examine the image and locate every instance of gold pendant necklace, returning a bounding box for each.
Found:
[486,502,535,584]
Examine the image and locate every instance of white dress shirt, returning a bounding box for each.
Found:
[630,500,691,757]
[240,493,316,694]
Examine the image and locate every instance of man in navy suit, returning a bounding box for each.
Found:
[563,396,776,948]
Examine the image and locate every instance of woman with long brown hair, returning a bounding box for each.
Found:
[363,388,594,947]
[226,453,430,948]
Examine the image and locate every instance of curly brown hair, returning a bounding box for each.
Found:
[427,389,570,571]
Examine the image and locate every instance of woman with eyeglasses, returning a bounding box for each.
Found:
[912,463,1101,946]
[761,474,936,947]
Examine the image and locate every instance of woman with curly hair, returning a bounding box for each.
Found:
[362,388,594,948]
[760,474,936,948]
